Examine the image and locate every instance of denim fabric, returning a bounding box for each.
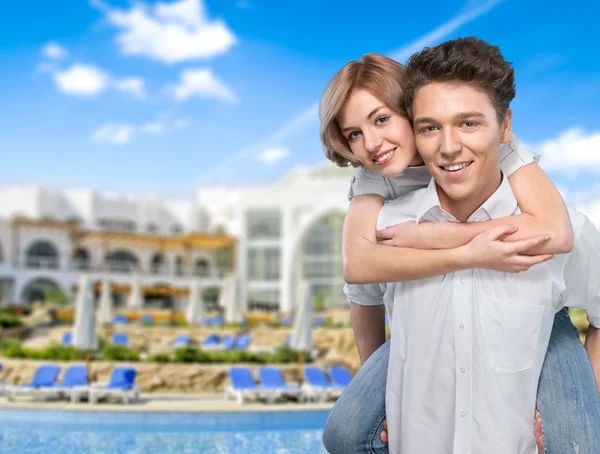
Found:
[322,308,600,453]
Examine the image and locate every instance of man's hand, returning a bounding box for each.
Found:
[535,409,544,452]
[464,224,554,273]
[380,419,388,444]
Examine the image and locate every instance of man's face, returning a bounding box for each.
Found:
[412,81,512,221]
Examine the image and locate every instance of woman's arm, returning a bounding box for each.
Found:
[377,164,573,255]
[343,194,552,284]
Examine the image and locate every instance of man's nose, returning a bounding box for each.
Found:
[440,130,461,158]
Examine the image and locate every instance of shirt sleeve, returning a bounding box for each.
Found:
[562,216,600,328]
[499,135,541,177]
[343,282,386,306]
[347,166,391,201]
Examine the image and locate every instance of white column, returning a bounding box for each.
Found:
[238,210,248,314]
[279,206,294,313]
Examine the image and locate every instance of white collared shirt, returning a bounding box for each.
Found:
[344,174,600,454]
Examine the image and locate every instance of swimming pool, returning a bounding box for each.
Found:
[0,409,330,453]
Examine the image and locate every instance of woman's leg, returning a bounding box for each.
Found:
[323,339,390,454]
[537,308,600,453]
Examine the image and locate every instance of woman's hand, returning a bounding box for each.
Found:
[463,224,554,273]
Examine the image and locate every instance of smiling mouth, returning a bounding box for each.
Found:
[439,161,473,172]
[372,148,396,165]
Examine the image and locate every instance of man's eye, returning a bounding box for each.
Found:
[420,126,438,133]
[375,116,390,125]
[348,131,360,140]
[462,121,477,128]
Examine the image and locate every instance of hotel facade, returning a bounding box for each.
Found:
[1,163,598,315]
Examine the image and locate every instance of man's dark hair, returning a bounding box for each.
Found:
[404,37,516,123]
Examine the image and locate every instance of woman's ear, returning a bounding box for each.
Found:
[500,108,513,143]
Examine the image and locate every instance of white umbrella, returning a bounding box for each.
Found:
[223,274,242,323]
[127,273,143,310]
[97,275,113,325]
[186,279,204,325]
[73,273,98,350]
[73,273,98,383]
[289,281,313,353]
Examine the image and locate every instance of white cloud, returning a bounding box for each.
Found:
[257,147,289,165]
[92,118,188,145]
[42,42,68,60]
[93,0,236,64]
[92,124,134,145]
[535,128,600,174]
[114,77,146,99]
[168,68,236,103]
[53,64,110,97]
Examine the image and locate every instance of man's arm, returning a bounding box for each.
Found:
[350,302,386,364]
[585,325,600,395]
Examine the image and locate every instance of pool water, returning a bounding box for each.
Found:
[0,409,329,453]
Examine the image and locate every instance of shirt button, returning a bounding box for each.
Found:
[460,411,466,418]
[459,324,465,331]
[460,278,465,284]
[460,367,466,374]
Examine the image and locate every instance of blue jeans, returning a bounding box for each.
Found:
[323,309,600,453]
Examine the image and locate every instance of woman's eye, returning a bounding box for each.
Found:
[348,131,360,141]
[375,116,390,125]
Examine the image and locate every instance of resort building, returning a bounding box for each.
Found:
[2,163,597,315]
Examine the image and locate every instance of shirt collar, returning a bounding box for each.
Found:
[416,171,518,223]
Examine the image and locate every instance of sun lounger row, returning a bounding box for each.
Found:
[224,366,353,405]
[5,364,139,404]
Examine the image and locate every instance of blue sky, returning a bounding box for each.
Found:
[1,0,599,203]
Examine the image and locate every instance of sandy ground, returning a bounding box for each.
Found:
[0,392,334,413]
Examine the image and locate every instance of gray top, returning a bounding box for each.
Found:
[347,135,540,202]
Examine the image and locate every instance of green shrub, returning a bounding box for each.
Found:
[0,312,23,329]
[147,352,171,363]
[0,338,22,353]
[173,346,198,363]
[100,344,140,361]
[3,343,27,358]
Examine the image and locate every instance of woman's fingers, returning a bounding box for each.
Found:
[505,235,551,255]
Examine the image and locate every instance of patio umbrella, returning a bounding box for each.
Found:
[186,279,204,326]
[97,274,113,325]
[223,274,242,324]
[127,272,143,310]
[72,273,98,382]
[289,281,312,381]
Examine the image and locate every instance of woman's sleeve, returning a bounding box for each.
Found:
[499,135,541,177]
[347,166,391,201]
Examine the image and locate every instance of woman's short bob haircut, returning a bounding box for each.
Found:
[319,53,408,168]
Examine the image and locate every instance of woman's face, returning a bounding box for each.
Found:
[337,88,421,177]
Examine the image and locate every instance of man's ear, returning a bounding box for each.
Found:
[500,108,512,143]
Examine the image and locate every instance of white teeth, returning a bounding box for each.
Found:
[442,162,471,171]
[375,151,393,163]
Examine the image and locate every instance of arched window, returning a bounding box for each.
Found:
[174,256,184,276]
[105,250,139,272]
[150,252,164,274]
[21,278,65,303]
[194,258,211,277]
[25,240,60,269]
[72,247,90,270]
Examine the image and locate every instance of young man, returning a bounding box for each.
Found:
[340,38,600,453]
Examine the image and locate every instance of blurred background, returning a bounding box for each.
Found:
[0,0,599,316]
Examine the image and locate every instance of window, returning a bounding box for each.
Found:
[247,209,281,240]
[171,224,183,235]
[97,218,136,232]
[146,223,158,234]
[247,290,279,312]
[247,247,280,281]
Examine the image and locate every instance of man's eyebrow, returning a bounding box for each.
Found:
[413,112,486,125]
[341,106,387,132]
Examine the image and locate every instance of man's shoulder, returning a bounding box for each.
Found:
[377,188,425,228]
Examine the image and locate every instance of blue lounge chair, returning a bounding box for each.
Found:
[328,366,352,389]
[224,367,269,404]
[221,335,236,350]
[212,315,225,326]
[258,367,303,402]
[41,365,88,399]
[74,367,139,404]
[140,315,154,325]
[302,366,340,402]
[61,332,72,345]
[313,316,325,326]
[201,316,212,326]
[202,334,220,350]
[7,364,61,400]
[114,315,128,325]
[235,334,252,350]
[173,333,191,348]
[111,333,129,346]
[281,316,292,326]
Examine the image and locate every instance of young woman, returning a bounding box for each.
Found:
[319,53,600,453]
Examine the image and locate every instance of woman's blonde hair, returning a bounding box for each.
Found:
[319,53,408,167]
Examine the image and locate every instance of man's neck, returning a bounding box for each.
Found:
[436,171,503,222]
